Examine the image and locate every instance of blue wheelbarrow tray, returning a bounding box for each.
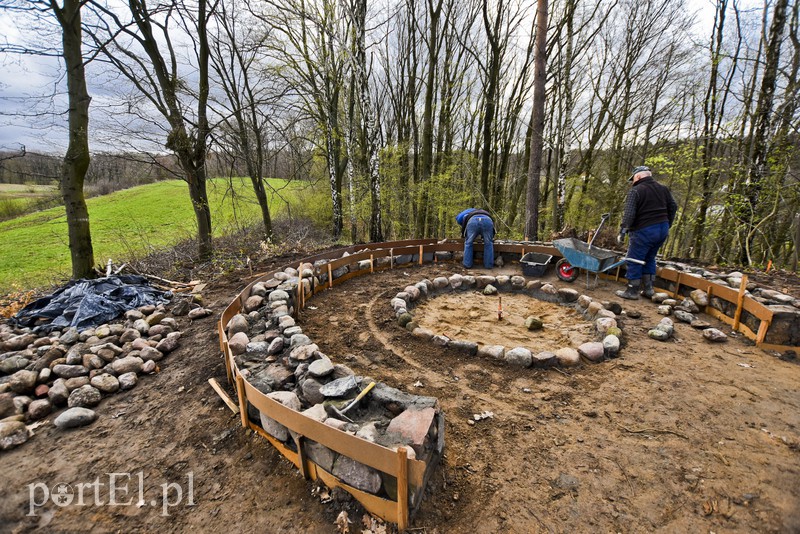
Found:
[553,237,627,274]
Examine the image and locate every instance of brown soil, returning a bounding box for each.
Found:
[2,259,800,534]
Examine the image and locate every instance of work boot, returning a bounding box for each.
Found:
[615,279,641,300]
[641,274,655,298]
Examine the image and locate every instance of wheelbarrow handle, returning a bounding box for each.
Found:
[588,213,611,250]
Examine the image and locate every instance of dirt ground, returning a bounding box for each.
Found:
[2,257,799,533]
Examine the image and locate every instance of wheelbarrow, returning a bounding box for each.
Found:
[552,213,644,288]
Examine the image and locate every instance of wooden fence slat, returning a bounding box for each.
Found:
[733,275,749,330]
[397,447,409,531]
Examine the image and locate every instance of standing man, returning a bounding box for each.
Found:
[615,166,678,300]
[456,208,495,269]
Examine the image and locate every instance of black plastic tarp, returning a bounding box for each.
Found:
[11,275,171,333]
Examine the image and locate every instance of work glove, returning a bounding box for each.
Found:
[616,231,626,245]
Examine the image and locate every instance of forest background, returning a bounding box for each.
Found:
[0,0,798,284]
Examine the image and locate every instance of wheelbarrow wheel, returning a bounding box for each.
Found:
[556,258,579,283]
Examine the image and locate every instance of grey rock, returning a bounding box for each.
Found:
[8,370,37,394]
[673,310,695,323]
[525,316,543,331]
[145,311,166,326]
[68,385,102,408]
[505,347,532,367]
[133,319,150,335]
[540,283,558,295]
[59,328,80,345]
[228,332,249,356]
[625,310,642,319]
[53,364,89,379]
[555,347,581,367]
[578,342,605,363]
[290,343,319,362]
[290,334,312,348]
[119,328,141,343]
[269,290,290,303]
[27,399,52,420]
[2,333,36,352]
[511,276,526,289]
[245,341,270,359]
[155,332,181,353]
[48,379,70,406]
[53,407,97,429]
[304,440,336,471]
[64,377,90,391]
[651,293,670,303]
[703,328,728,342]
[90,374,120,394]
[0,355,30,374]
[0,421,28,449]
[532,351,557,368]
[431,335,449,346]
[558,288,579,303]
[483,284,498,296]
[278,316,295,330]
[244,295,264,313]
[449,340,478,355]
[447,275,463,289]
[140,346,164,362]
[678,299,700,314]
[301,378,325,405]
[603,335,621,358]
[649,329,671,341]
[320,376,360,398]
[495,275,510,287]
[259,391,301,441]
[13,395,31,413]
[604,302,623,315]
[595,317,617,336]
[142,360,156,374]
[171,300,192,316]
[332,455,382,494]
[118,372,138,390]
[283,326,303,337]
[308,357,334,378]
[657,305,672,316]
[267,337,284,355]
[111,356,143,375]
[690,319,711,329]
[227,314,250,337]
[477,345,505,360]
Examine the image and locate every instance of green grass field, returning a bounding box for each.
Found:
[0,178,309,293]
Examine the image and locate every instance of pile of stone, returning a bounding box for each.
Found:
[389,273,628,368]
[0,299,211,451]
[646,288,728,342]
[226,264,444,503]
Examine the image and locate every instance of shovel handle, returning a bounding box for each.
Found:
[342,381,376,412]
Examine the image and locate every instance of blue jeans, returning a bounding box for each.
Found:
[626,221,669,280]
[464,216,494,269]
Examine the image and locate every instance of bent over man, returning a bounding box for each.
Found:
[456,208,495,269]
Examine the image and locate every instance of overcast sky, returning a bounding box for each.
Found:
[0,1,723,155]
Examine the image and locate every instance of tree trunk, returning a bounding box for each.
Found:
[55,0,94,279]
[524,0,547,241]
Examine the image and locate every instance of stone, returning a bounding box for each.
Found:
[320,376,360,398]
[540,283,558,295]
[13,395,32,413]
[290,334,312,348]
[131,338,152,351]
[91,374,120,394]
[64,377,90,391]
[125,309,144,320]
[268,289,290,303]
[558,288,579,303]
[447,275,463,289]
[48,379,70,406]
[604,302,623,315]
[227,314,250,337]
[2,333,36,352]
[578,342,605,363]
[0,421,28,450]
[403,285,421,300]
[308,358,335,378]
[595,317,617,336]
[586,301,604,318]
[505,347,532,367]
[111,356,143,375]
[432,277,450,290]
[0,355,30,374]
[52,364,89,379]
[290,343,319,362]
[304,440,336,472]
[603,335,621,358]
[431,335,449,346]
[68,385,102,408]
[483,284,498,296]
[27,399,52,420]
[651,292,670,303]
[34,384,49,398]
[673,310,695,323]
[495,275,510,287]
[690,319,711,329]
[386,407,436,457]
[171,300,192,316]
[267,337,284,355]
[228,332,249,356]
[411,328,434,340]
[59,328,80,345]
[526,280,543,291]
[259,391,301,441]
[145,311,166,326]
[332,455,382,494]
[155,332,181,353]
[133,319,150,335]
[140,346,164,362]
[301,378,325,405]
[278,316,295,330]
[678,299,700,314]
[648,329,671,341]
[477,345,505,360]
[244,341,270,359]
[256,364,294,389]
[8,370,37,394]
[53,407,97,429]
[657,305,672,316]
[532,351,557,368]
[625,310,642,319]
[142,360,157,374]
[596,309,617,320]
[244,295,264,313]
[511,276,526,289]
[301,404,328,423]
[525,316,544,331]
[555,347,581,367]
[148,324,173,338]
[475,276,495,289]
[398,313,414,328]
[703,328,728,342]
[118,372,138,390]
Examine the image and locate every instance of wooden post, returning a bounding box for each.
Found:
[222,340,233,385]
[732,275,748,330]
[756,319,771,346]
[705,284,713,311]
[419,245,424,265]
[370,254,374,273]
[235,373,250,429]
[396,447,409,531]
[675,272,682,300]
[295,435,309,479]
[390,248,394,269]
[299,262,305,311]
[327,263,333,289]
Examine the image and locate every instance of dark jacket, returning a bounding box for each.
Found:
[457,209,494,238]
[621,176,678,232]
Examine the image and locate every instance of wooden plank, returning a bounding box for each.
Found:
[236,373,250,429]
[327,263,333,289]
[295,435,309,479]
[314,464,400,525]
[733,275,748,330]
[396,447,409,531]
[208,378,239,414]
[742,296,774,322]
[370,254,374,273]
[757,341,800,352]
[240,378,426,486]
[755,319,771,345]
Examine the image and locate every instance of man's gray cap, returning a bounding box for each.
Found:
[629,165,650,181]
